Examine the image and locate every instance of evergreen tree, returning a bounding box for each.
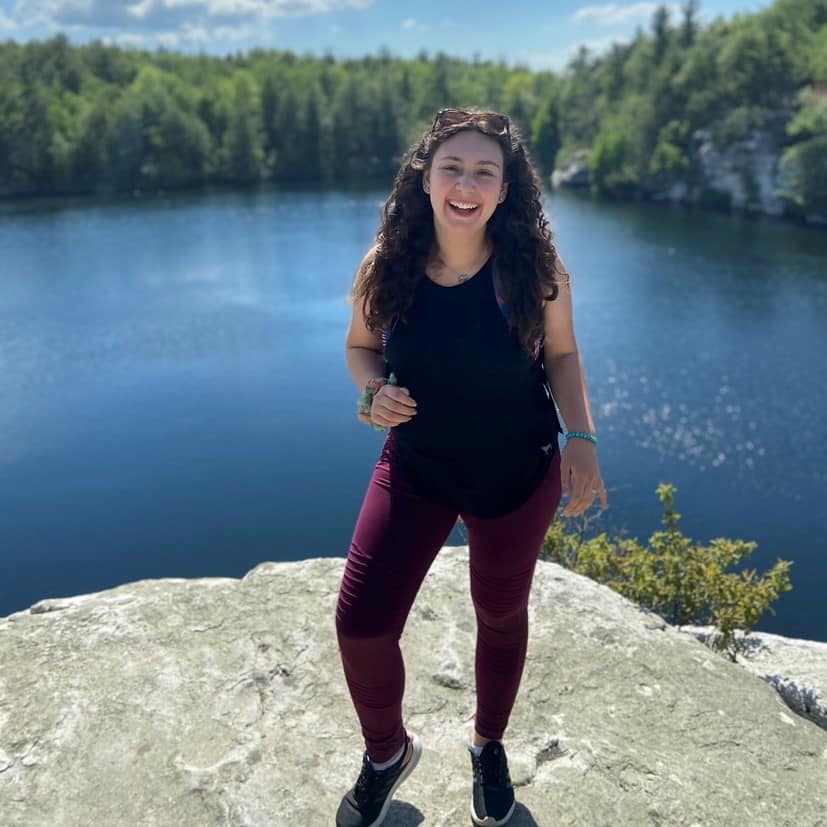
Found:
[260,73,281,170]
[300,83,325,182]
[680,0,701,49]
[0,2,824,216]
[652,6,672,66]
[220,72,264,183]
[531,94,561,176]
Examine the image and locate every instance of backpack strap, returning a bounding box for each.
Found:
[492,257,511,326]
[493,258,544,361]
[380,322,396,350]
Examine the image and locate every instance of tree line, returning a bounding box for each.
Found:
[0,0,824,214]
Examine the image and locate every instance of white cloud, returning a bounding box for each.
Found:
[103,31,150,47]
[156,29,180,45]
[214,22,253,39]
[154,22,205,45]
[184,21,207,39]
[127,0,154,19]
[14,0,374,32]
[401,17,415,30]
[0,9,19,30]
[217,0,373,16]
[520,34,628,71]
[572,3,679,26]
[96,21,234,48]
[206,0,271,16]
[3,0,372,50]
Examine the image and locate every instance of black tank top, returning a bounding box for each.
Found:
[384,255,562,518]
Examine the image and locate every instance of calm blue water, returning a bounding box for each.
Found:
[1,187,826,640]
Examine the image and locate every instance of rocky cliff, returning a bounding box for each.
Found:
[1,547,826,826]
[552,116,827,226]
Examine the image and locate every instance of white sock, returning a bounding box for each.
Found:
[369,742,405,771]
[469,743,484,757]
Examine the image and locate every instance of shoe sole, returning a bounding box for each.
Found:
[369,733,422,827]
[469,798,516,826]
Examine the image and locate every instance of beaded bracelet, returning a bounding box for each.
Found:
[566,430,598,448]
[357,372,398,431]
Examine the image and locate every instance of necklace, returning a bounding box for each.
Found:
[431,245,492,285]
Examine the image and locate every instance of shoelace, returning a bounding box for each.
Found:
[354,746,406,806]
[474,745,512,787]
[354,756,382,801]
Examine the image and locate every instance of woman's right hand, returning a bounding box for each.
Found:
[371,384,418,428]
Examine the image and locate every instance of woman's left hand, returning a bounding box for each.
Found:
[559,439,608,516]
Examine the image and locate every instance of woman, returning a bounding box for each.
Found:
[335,108,607,827]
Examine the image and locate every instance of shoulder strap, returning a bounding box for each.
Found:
[492,257,511,326]
[493,258,544,361]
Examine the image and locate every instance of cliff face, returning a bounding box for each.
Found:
[1,547,826,827]
[552,116,827,226]
[688,124,793,216]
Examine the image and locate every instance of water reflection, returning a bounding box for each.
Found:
[599,361,770,482]
[0,187,826,639]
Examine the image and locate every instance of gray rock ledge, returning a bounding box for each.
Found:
[678,624,827,732]
[1,547,826,827]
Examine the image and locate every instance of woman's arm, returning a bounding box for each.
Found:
[345,246,386,390]
[345,247,417,427]
[344,311,386,393]
[541,268,596,435]
[542,258,607,514]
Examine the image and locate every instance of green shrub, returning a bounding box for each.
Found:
[588,119,638,196]
[779,88,827,215]
[711,105,767,146]
[648,138,690,179]
[541,483,793,661]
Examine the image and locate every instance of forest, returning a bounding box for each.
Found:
[0,0,825,215]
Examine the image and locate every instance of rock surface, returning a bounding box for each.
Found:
[550,148,591,191]
[679,625,827,732]
[550,111,826,226]
[689,121,793,216]
[1,546,826,827]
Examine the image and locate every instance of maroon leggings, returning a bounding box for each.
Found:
[335,436,563,762]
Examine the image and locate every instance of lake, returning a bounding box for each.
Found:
[1,186,825,641]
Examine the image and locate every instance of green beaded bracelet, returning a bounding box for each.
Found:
[357,372,398,431]
[566,430,598,447]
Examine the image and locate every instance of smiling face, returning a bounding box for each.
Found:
[423,129,508,237]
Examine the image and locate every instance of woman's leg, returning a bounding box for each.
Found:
[335,440,458,763]
[462,450,563,742]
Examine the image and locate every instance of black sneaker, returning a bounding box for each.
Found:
[336,732,421,827]
[468,741,516,826]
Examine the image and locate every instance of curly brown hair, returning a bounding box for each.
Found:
[353,110,567,356]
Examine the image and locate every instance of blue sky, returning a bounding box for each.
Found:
[0,1,775,70]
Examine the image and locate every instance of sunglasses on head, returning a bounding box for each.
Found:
[430,108,510,137]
